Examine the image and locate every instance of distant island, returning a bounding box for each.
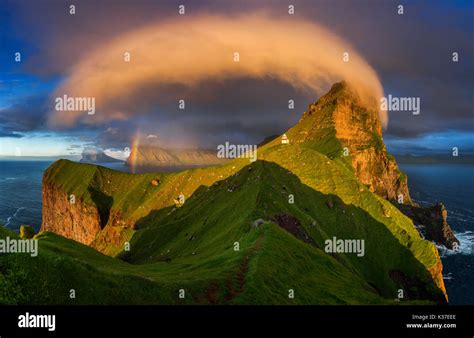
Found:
[80,148,124,164]
[126,145,226,172]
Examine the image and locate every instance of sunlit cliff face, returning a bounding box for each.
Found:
[49,13,386,129]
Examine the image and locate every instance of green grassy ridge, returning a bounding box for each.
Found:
[118,159,443,303]
[260,144,438,270]
[0,224,393,305]
[252,160,441,302]
[0,230,182,304]
[121,161,262,264]
[0,228,258,304]
[44,158,252,255]
[255,159,441,301]
[237,224,388,305]
[5,215,382,304]
[44,159,251,224]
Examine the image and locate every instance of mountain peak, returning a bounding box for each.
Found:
[301,80,381,135]
[285,82,408,202]
[327,80,350,94]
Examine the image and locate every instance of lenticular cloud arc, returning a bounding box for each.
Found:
[49,13,387,127]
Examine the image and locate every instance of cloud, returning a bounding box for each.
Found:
[385,131,474,155]
[6,1,472,149]
[48,13,386,130]
[104,148,130,161]
[0,131,23,138]
[0,96,48,136]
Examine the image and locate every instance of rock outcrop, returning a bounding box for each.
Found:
[397,202,460,249]
[41,165,137,255]
[41,181,102,246]
[19,225,35,239]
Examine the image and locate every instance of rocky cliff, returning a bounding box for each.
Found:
[42,181,102,245]
[397,202,460,249]
[291,82,411,203]
[41,162,137,255]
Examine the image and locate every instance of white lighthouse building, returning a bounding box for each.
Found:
[281,133,289,144]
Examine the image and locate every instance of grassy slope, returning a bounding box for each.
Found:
[120,160,385,304]
[44,158,249,255]
[121,151,441,303]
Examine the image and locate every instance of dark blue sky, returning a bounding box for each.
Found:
[0,0,472,157]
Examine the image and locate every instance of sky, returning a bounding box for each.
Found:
[0,0,473,157]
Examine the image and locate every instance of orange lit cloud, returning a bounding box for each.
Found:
[49,13,387,128]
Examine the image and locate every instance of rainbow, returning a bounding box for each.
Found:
[128,132,140,174]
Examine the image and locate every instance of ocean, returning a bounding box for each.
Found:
[399,164,474,305]
[0,160,472,304]
[0,160,127,232]
[0,160,50,232]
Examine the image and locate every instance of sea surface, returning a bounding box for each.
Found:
[0,160,51,232]
[0,160,472,304]
[399,164,474,305]
[0,160,127,232]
